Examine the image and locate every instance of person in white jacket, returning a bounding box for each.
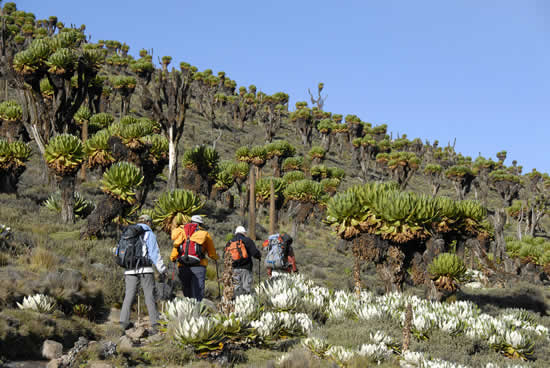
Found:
[119,214,166,334]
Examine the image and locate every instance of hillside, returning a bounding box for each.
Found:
[0,2,550,367]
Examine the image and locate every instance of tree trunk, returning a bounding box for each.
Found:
[353,254,362,295]
[491,209,507,262]
[81,196,129,239]
[59,175,76,224]
[248,165,256,240]
[269,179,276,234]
[167,126,179,189]
[79,120,88,181]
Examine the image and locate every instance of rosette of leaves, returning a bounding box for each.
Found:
[84,130,114,169]
[489,169,521,185]
[433,196,461,233]
[321,178,341,194]
[282,157,303,172]
[308,145,326,161]
[100,162,143,204]
[264,140,295,160]
[317,118,335,134]
[130,57,154,77]
[325,190,365,239]
[0,140,31,174]
[227,161,249,183]
[73,106,91,125]
[89,113,115,130]
[81,48,106,70]
[375,190,434,243]
[283,179,324,203]
[183,145,220,178]
[13,38,52,75]
[16,293,57,313]
[235,146,251,163]
[152,189,204,233]
[44,191,95,218]
[310,164,328,181]
[0,100,23,121]
[214,170,235,192]
[111,75,137,93]
[249,145,267,167]
[46,47,76,75]
[327,167,345,181]
[428,253,467,293]
[377,139,391,153]
[282,170,306,185]
[143,134,168,163]
[457,200,488,235]
[116,120,154,149]
[44,134,85,177]
[255,177,285,204]
[424,164,442,176]
[391,137,410,151]
[39,78,54,98]
[372,124,388,136]
[445,165,473,180]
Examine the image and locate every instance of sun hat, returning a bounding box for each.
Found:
[235,226,246,235]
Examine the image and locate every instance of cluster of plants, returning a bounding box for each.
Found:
[506,236,550,268]
[161,291,312,355]
[326,182,490,242]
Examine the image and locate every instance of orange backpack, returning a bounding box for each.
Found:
[225,239,248,262]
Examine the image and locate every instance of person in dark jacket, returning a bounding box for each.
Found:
[225,226,261,296]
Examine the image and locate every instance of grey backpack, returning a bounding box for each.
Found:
[264,234,287,270]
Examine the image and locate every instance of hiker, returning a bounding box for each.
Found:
[225,226,262,296]
[170,215,219,301]
[118,214,167,334]
[262,233,298,277]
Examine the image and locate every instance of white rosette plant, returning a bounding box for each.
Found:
[17,294,57,313]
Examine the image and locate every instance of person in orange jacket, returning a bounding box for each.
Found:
[170,215,219,301]
[262,233,298,277]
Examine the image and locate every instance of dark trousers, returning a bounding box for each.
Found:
[178,266,206,301]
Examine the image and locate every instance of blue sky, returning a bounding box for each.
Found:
[17,0,550,173]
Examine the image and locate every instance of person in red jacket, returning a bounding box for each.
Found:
[262,233,298,277]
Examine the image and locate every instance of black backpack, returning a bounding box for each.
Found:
[115,225,151,269]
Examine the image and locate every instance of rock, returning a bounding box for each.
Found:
[42,340,63,360]
[125,326,146,340]
[88,362,114,368]
[46,359,61,368]
[99,341,117,359]
[117,336,134,351]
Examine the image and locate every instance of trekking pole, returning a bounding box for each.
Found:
[257,258,261,304]
[215,260,221,299]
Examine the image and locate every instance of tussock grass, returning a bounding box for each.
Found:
[28,247,58,272]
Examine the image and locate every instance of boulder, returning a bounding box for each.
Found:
[42,340,63,360]
[125,326,146,340]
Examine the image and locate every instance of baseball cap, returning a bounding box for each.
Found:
[235,226,246,235]
[138,214,152,223]
[191,215,204,224]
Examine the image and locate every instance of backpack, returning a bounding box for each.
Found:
[264,233,287,270]
[115,225,151,269]
[225,238,249,265]
[177,223,204,266]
